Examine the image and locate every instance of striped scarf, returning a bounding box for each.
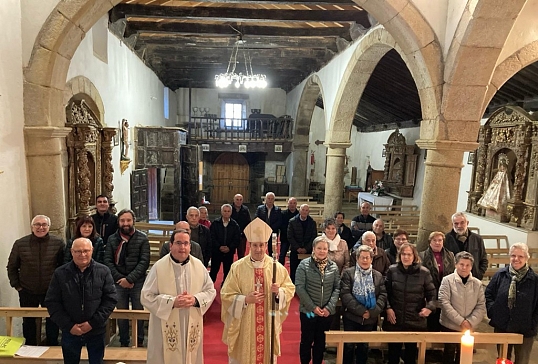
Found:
[508,263,529,309]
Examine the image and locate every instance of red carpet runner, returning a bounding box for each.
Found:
[203,259,301,364]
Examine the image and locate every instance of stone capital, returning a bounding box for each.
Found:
[24,126,71,139]
[324,142,352,151]
[415,139,478,152]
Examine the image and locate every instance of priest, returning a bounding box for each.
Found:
[141,229,216,364]
[221,217,295,364]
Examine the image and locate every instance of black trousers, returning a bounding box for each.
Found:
[18,289,59,346]
[343,316,377,364]
[209,250,234,284]
[388,342,418,364]
[236,236,247,259]
[290,250,300,283]
[299,312,333,364]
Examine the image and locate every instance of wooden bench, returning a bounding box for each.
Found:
[483,248,538,278]
[136,222,175,236]
[325,331,523,364]
[261,195,314,203]
[0,307,149,363]
[482,235,509,249]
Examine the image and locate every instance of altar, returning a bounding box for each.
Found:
[358,192,394,210]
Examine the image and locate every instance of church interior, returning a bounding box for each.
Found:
[2,0,538,360]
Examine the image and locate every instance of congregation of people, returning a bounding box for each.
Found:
[5,192,538,364]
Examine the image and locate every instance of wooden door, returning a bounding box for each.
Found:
[147,168,158,220]
[131,169,149,222]
[212,153,250,203]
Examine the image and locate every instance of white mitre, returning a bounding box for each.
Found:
[244,217,273,243]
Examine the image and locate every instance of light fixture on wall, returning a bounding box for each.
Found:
[215,37,267,89]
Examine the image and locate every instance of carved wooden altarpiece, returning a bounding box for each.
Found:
[467,106,538,229]
[382,129,419,198]
[66,99,116,222]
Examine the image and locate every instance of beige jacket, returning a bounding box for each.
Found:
[438,271,486,331]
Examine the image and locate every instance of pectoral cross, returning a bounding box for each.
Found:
[254,278,262,293]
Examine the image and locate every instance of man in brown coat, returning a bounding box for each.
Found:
[7,215,64,345]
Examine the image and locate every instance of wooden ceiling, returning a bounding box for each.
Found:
[110,1,538,132]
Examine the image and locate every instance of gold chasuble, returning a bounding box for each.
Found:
[221,255,295,364]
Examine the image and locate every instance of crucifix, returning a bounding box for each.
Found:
[254,277,262,293]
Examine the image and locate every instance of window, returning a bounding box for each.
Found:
[222,100,246,129]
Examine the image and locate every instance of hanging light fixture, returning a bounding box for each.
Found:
[215,38,267,89]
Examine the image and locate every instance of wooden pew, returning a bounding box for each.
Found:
[325,331,523,364]
[483,247,538,279]
[0,307,149,363]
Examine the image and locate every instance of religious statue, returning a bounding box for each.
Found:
[121,119,130,160]
[477,154,512,216]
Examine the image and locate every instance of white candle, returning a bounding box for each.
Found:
[460,330,474,364]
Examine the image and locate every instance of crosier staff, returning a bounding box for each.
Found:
[270,232,279,364]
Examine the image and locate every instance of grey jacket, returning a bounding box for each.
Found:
[439,271,486,331]
[295,257,340,315]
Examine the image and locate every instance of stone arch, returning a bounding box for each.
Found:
[24,0,119,234]
[65,76,105,122]
[290,74,325,195]
[327,27,432,144]
[485,40,538,110]
[442,0,528,135]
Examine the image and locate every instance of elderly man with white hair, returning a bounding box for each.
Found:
[7,214,64,346]
[353,231,390,276]
[255,191,282,256]
[444,212,488,280]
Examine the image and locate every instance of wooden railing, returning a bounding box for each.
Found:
[325,331,523,364]
[188,116,293,142]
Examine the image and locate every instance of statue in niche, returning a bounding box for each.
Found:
[477,153,512,216]
[121,119,130,160]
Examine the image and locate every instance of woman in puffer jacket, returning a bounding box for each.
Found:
[383,243,436,364]
[296,236,341,364]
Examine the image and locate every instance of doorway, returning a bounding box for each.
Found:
[212,153,250,203]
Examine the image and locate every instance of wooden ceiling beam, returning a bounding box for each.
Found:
[124,21,352,39]
[112,4,369,24]
[136,34,340,52]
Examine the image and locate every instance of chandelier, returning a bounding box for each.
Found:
[215,39,267,89]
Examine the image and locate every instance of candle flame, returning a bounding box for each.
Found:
[464,330,471,336]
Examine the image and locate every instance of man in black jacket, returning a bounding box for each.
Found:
[7,214,64,346]
[255,192,282,256]
[209,204,241,284]
[91,195,118,246]
[287,204,318,283]
[279,197,299,265]
[231,193,252,259]
[444,212,488,280]
[104,209,150,347]
[186,206,212,266]
[45,238,117,364]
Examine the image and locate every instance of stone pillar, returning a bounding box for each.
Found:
[290,144,308,196]
[415,140,478,251]
[24,126,71,237]
[323,142,350,218]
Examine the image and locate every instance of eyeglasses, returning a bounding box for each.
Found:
[32,223,49,228]
[72,249,92,255]
[172,241,190,247]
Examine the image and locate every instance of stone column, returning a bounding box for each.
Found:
[323,142,350,218]
[415,140,478,251]
[290,144,308,196]
[24,126,71,237]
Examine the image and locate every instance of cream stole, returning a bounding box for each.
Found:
[156,256,206,364]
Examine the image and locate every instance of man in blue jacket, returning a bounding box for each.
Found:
[45,238,117,364]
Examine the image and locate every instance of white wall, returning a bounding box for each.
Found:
[175,87,287,126]
[20,0,60,66]
[412,0,449,56]
[497,0,538,66]
[348,127,425,207]
[67,19,178,211]
[0,0,31,327]
[309,107,328,184]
